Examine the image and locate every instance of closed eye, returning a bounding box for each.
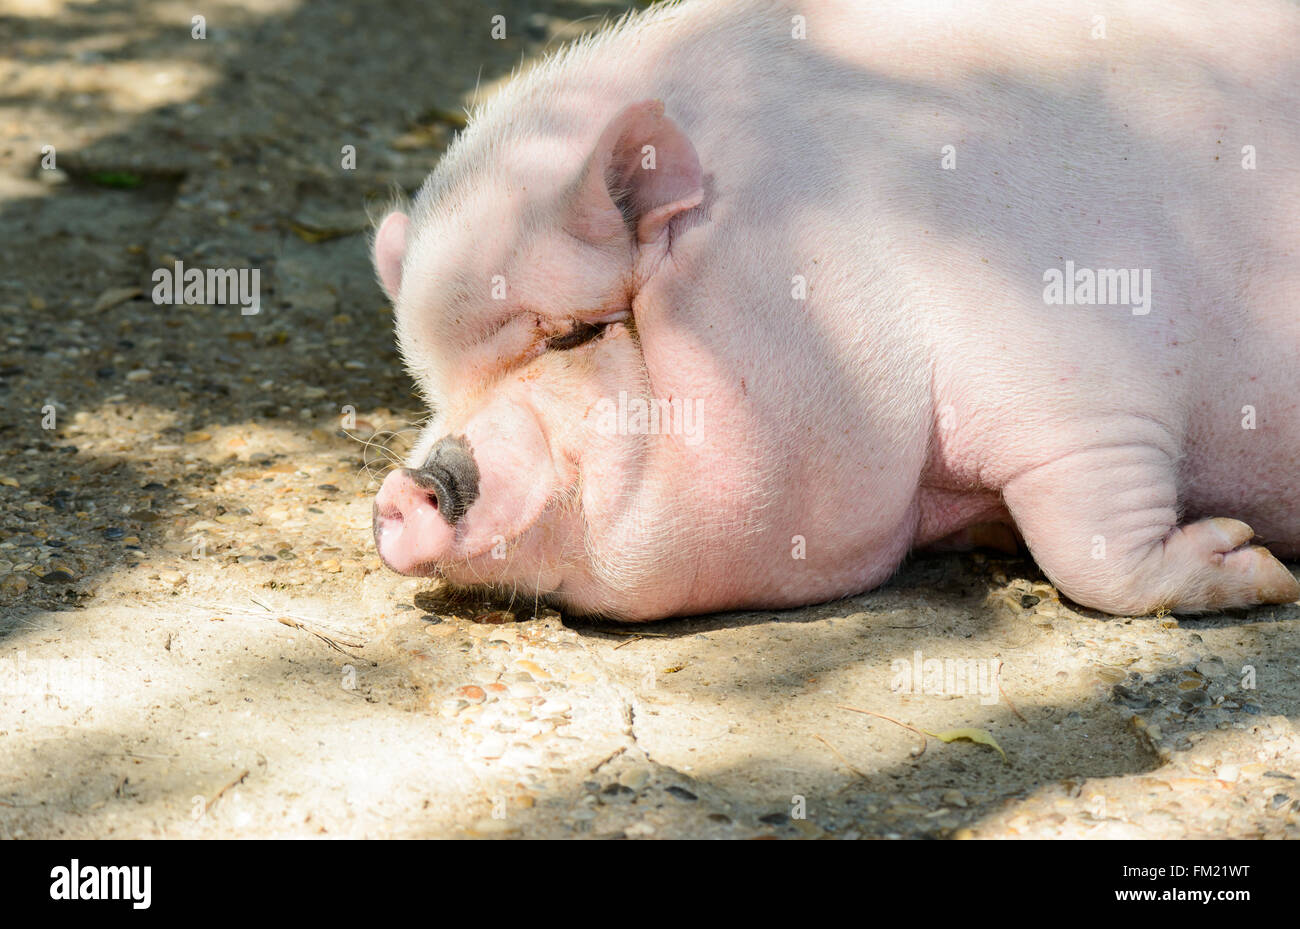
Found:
[545,320,606,351]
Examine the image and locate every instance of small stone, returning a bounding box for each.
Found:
[0,573,31,595]
[759,812,789,826]
[438,698,467,717]
[476,735,506,759]
[1215,764,1240,783]
[125,369,152,382]
[37,570,75,584]
[1195,658,1228,679]
[159,570,185,587]
[666,786,697,802]
[941,789,968,808]
[92,286,143,313]
[515,659,551,680]
[1094,666,1126,684]
[471,817,515,835]
[624,822,655,837]
[1112,684,1154,710]
[455,685,486,704]
[102,528,126,540]
[618,767,651,791]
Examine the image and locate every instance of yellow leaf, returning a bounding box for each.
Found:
[923,727,1008,763]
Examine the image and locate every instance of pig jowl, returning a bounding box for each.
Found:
[371,0,1300,621]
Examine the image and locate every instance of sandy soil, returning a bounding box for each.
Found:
[0,0,1297,839]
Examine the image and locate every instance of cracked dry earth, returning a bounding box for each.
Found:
[1,0,1299,839]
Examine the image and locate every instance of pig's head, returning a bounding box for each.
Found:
[371,100,710,620]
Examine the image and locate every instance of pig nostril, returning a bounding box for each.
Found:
[405,435,479,526]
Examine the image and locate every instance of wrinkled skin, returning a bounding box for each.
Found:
[372,0,1300,621]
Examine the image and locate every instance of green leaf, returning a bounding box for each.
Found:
[86,171,144,189]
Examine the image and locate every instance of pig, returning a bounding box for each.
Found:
[371,0,1300,622]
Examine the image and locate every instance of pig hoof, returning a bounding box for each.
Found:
[1160,518,1300,612]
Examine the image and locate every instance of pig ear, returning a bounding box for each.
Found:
[569,100,704,246]
[373,211,410,301]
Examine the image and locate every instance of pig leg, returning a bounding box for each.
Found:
[1002,445,1300,614]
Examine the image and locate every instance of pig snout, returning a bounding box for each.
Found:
[373,435,480,574]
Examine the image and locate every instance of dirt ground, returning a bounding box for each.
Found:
[1,0,1297,840]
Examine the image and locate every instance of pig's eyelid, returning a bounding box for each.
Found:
[545,320,606,351]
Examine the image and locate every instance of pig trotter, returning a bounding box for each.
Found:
[1003,443,1300,615]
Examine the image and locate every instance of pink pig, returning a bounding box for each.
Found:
[371,0,1300,621]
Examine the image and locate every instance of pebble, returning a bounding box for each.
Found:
[537,699,571,717]
[454,685,486,704]
[514,659,551,679]
[125,369,152,382]
[1215,764,1240,783]
[476,611,513,625]
[0,573,31,595]
[666,786,697,802]
[1195,658,1228,679]
[618,767,651,791]
[1112,685,1154,710]
[1094,666,1127,684]
[471,817,515,835]
[941,789,968,808]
